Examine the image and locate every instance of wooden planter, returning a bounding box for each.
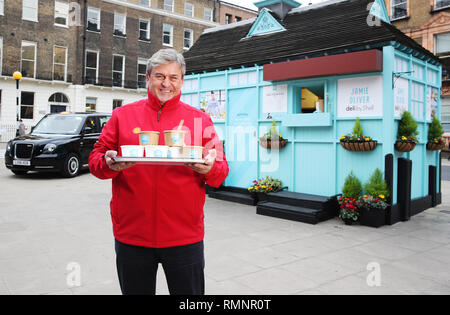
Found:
[395,141,416,152]
[426,142,445,151]
[359,207,386,228]
[340,140,377,152]
[259,138,288,150]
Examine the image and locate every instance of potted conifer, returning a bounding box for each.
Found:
[338,172,362,225]
[358,168,390,228]
[427,116,445,151]
[395,111,419,152]
[339,118,377,152]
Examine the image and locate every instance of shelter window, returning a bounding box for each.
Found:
[293,83,326,114]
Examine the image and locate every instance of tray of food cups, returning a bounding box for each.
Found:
[112,128,205,165]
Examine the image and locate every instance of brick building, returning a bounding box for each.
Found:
[385,0,450,123]
[216,1,257,25]
[0,0,253,142]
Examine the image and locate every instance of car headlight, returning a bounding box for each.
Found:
[6,142,12,152]
[43,143,57,153]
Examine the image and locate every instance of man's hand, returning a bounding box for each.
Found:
[185,149,216,175]
[105,150,136,172]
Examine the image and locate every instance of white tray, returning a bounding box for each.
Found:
[112,157,206,165]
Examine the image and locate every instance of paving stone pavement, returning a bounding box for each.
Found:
[0,158,449,295]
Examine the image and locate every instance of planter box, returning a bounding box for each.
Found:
[340,140,377,152]
[395,141,416,152]
[426,142,445,151]
[359,207,386,228]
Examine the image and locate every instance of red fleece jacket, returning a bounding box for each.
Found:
[89,92,229,248]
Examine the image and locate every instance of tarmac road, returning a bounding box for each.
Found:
[0,157,449,295]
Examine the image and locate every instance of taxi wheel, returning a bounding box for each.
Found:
[62,153,80,178]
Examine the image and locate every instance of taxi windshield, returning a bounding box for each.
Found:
[32,115,84,135]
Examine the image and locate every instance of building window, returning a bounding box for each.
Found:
[184,29,193,50]
[204,8,212,21]
[113,99,123,110]
[87,7,100,32]
[21,41,36,79]
[164,0,174,12]
[435,32,450,56]
[114,13,126,37]
[235,16,241,23]
[113,55,124,87]
[162,24,173,46]
[85,50,98,84]
[85,97,96,112]
[391,0,407,20]
[185,3,193,17]
[139,19,150,41]
[0,90,2,119]
[21,91,34,119]
[55,1,69,26]
[140,0,151,7]
[23,0,38,22]
[0,0,4,15]
[225,14,232,24]
[138,59,147,89]
[435,0,450,10]
[49,92,69,113]
[53,46,67,81]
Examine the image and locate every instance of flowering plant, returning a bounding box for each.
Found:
[261,120,287,141]
[358,194,388,210]
[397,111,419,144]
[248,176,282,193]
[338,196,359,221]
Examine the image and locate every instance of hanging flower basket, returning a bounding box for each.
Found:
[340,140,377,152]
[395,141,416,152]
[426,142,445,151]
[259,137,288,150]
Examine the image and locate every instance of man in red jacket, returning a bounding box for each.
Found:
[89,49,229,295]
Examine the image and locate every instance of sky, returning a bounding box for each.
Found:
[224,0,327,11]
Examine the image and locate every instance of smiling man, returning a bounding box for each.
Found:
[89,49,229,295]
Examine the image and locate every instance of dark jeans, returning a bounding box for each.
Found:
[114,239,205,295]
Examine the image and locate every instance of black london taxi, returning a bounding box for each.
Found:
[4,112,111,177]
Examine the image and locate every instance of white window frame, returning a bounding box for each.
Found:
[0,0,4,16]
[137,58,148,89]
[21,40,37,79]
[183,28,193,50]
[435,32,450,55]
[53,45,67,81]
[139,0,151,7]
[162,23,173,47]
[139,18,151,41]
[185,2,194,17]
[112,54,125,88]
[435,0,450,10]
[164,0,174,12]
[87,7,101,32]
[390,0,407,20]
[113,12,126,36]
[21,91,35,120]
[204,8,212,22]
[54,0,69,27]
[85,50,99,84]
[23,0,39,22]
[85,97,97,112]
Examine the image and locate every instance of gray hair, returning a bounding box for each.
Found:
[147,48,186,76]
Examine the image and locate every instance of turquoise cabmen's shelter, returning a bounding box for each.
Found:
[182,0,443,225]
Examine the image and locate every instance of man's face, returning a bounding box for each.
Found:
[146,62,184,105]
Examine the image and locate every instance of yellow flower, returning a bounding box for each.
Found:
[364,195,367,198]
[365,137,370,141]
[261,185,266,189]
[401,136,407,141]
[379,194,385,199]
[279,134,282,138]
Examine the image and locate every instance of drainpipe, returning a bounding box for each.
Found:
[82,0,87,85]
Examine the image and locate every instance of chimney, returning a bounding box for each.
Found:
[253,0,301,20]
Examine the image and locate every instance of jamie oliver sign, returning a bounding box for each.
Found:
[337,76,383,117]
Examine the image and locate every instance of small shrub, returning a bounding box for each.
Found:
[397,111,419,143]
[342,171,362,199]
[363,168,390,199]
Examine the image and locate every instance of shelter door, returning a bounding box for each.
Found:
[226,88,258,188]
